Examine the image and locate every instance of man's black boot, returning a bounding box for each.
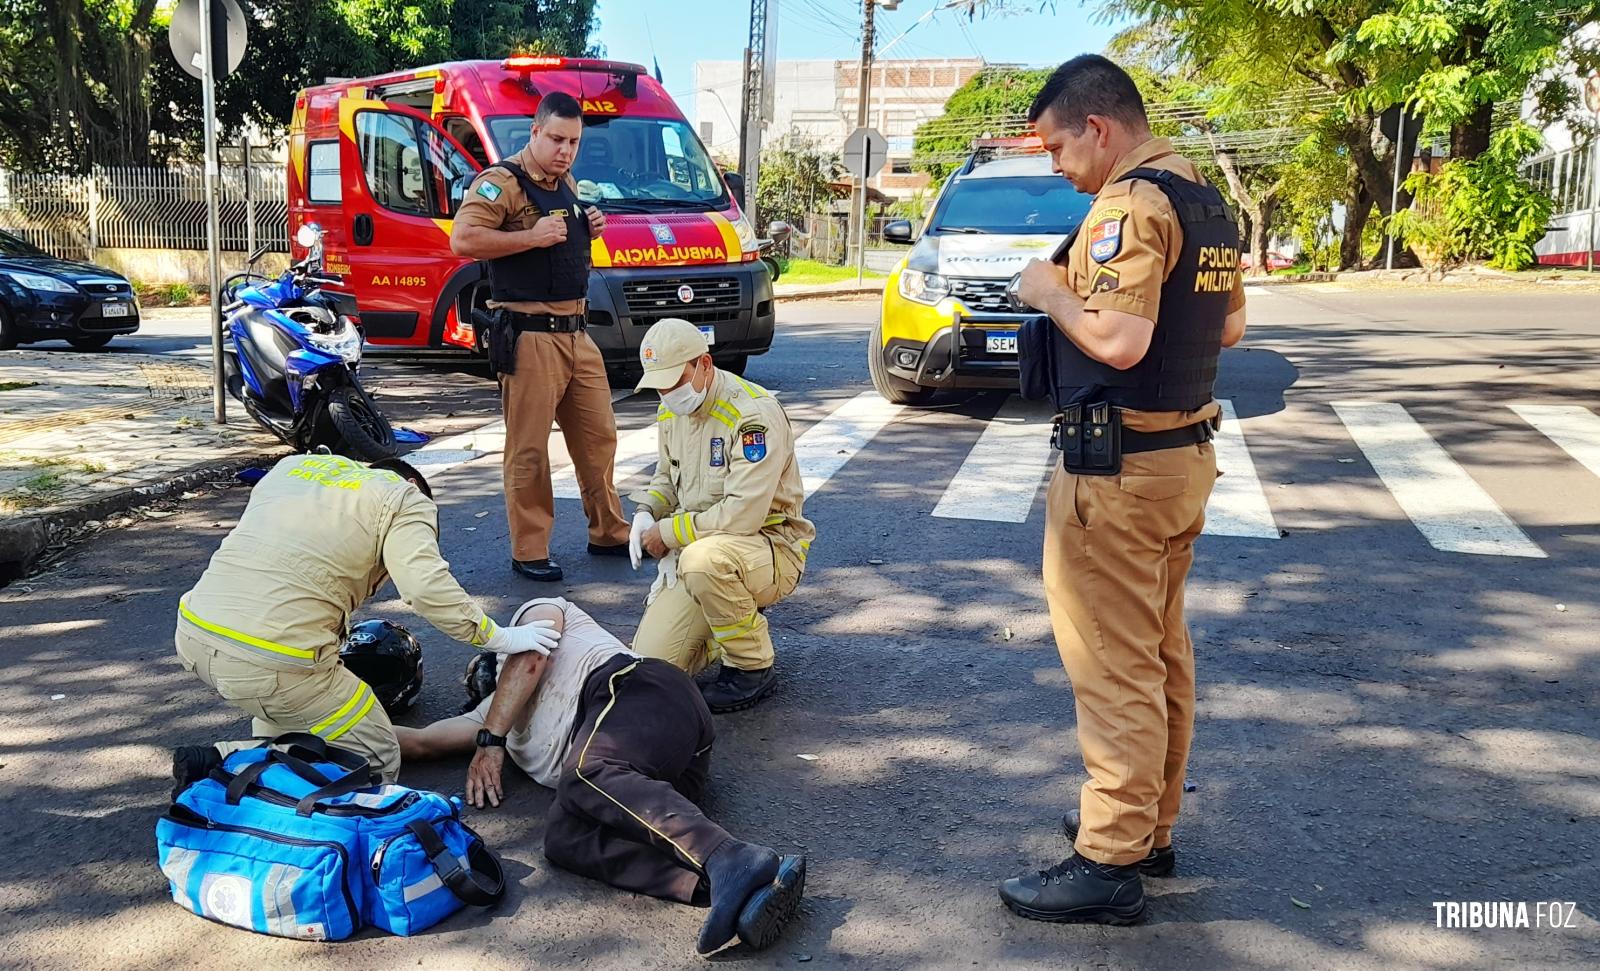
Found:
[998,852,1147,925]
[1062,810,1176,877]
[586,542,631,557]
[171,745,222,800]
[737,854,806,950]
[697,839,781,954]
[511,558,563,582]
[700,665,776,713]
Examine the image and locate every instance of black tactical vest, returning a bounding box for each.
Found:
[485,161,592,303]
[1020,168,1239,413]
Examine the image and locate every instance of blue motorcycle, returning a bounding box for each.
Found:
[221,224,396,460]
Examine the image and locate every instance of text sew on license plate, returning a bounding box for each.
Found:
[101,303,131,318]
[699,325,716,345]
[985,331,1017,354]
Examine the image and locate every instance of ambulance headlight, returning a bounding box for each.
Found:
[898,268,950,305]
[731,212,759,255]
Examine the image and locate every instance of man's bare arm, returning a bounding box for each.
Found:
[1221,306,1246,348]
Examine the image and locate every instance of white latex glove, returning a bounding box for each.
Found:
[481,617,560,656]
[646,550,679,607]
[628,509,655,570]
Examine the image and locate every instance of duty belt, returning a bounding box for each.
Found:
[1051,404,1217,475]
[504,311,586,333]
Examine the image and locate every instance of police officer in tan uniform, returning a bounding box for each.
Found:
[625,318,814,712]
[171,454,560,790]
[451,91,631,583]
[997,56,1247,924]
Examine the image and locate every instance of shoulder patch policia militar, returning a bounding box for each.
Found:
[740,423,768,462]
[1087,207,1127,263]
[1090,266,1121,293]
[476,181,503,202]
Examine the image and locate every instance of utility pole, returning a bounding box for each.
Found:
[1385,108,1406,272]
[738,0,777,231]
[849,0,877,277]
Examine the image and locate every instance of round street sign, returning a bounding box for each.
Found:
[169,0,249,81]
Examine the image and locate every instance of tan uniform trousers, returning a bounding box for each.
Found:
[1042,441,1216,867]
[632,534,803,675]
[175,629,401,782]
[501,330,631,561]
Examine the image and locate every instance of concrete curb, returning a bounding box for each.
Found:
[776,283,886,301]
[1243,272,1338,287]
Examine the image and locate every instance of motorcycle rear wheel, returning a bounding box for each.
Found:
[324,385,397,461]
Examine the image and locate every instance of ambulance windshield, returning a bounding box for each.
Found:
[488,115,731,212]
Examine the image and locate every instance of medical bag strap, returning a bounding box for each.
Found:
[294,763,384,816]
[268,732,372,775]
[407,819,506,907]
[223,747,350,805]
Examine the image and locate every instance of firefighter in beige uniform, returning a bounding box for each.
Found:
[626,318,814,713]
[171,454,558,787]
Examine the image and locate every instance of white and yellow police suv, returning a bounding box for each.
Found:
[870,152,1092,405]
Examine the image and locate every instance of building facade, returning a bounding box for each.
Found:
[693,57,992,201]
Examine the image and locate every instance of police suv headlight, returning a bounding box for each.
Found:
[898,268,950,305]
[5,271,76,294]
[309,328,363,364]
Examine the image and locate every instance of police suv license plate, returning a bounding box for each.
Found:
[101,302,132,318]
[985,331,1017,354]
[699,325,716,345]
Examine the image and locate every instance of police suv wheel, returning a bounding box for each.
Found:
[867,322,935,406]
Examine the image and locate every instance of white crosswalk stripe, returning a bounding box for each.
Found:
[552,424,658,499]
[1205,400,1280,539]
[1332,401,1545,558]
[931,398,1056,522]
[794,392,904,497]
[1509,403,1600,480]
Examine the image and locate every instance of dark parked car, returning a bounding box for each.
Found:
[0,229,140,351]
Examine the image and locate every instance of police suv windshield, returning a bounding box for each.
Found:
[929,175,1092,236]
[488,115,731,212]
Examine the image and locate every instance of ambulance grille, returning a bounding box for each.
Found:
[947,277,1012,313]
[622,276,741,321]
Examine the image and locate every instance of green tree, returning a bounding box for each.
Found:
[910,67,1052,181]
[756,136,842,232]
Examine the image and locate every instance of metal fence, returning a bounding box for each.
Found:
[782,213,897,264]
[0,163,288,262]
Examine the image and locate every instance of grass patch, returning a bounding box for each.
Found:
[781,259,886,286]
[0,381,40,392]
[0,451,108,474]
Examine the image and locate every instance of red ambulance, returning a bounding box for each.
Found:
[286,57,774,378]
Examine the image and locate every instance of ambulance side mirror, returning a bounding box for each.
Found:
[724,171,745,206]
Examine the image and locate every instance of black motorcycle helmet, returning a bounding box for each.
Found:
[341,620,423,714]
[461,652,499,713]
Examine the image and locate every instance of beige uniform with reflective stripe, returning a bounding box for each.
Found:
[174,454,497,779]
[629,370,815,673]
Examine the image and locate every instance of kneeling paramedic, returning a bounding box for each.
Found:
[172,454,559,790]
[625,317,815,712]
[398,597,807,955]
[998,55,1247,925]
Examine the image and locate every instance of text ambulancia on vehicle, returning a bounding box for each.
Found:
[287,57,775,381]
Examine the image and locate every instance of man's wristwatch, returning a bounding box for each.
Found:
[475,729,508,749]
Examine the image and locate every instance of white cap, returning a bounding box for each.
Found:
[635,318,709,391]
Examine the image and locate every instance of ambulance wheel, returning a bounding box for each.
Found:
[867,322,935,406]
[326,385,397,461]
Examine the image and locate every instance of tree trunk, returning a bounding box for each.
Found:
[1450,101,1494,161]
[1339,145,1373,271]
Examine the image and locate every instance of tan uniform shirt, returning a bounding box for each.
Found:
[631,370,816,559]
[180,454,491,669]
[453,145,588,316]
[465,598,635,787]
[1065,137,1242,434]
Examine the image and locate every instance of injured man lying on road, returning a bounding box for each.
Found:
[394,597,805,955]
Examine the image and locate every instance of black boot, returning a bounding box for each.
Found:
[998,853,1146,925]
[1062,810,1176,877]
[697,839,780,954]
[171,745,222,800]
[586,542,631,557]
[737,854,806,950]
[511,557,563,582]
[700,665,776,713]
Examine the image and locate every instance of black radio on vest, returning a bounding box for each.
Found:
[1018,168,1238,475]
[486,160,592,303]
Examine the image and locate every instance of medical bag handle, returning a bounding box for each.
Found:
[293,763,385,816]
[268,732,372,774]
[407,819,506,907]
[225,747,377,807]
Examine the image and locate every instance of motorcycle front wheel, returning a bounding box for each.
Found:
[323,385,397,461]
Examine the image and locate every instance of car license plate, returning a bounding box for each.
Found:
[985,331,1017,354]
[101,302,131,318]
[699,325,716,346]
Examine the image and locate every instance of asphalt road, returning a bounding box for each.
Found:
[1,285,1597,970]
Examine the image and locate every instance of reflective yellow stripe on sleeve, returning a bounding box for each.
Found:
[470,615,496,648]
[672,513,697,546]
[763,513,786,527]
[648,490,671,508]
[731,376,769,399]
[709,400,740,430]
[178,601,317,663]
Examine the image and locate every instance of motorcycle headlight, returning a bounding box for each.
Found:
[6,271,76,294]
[308,327,363,364]
[898,268,950,305]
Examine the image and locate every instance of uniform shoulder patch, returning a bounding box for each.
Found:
[740,425,768,463]
[476,181,503,202]
[1088,207,1127,264]
[1090,266,1121,293]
